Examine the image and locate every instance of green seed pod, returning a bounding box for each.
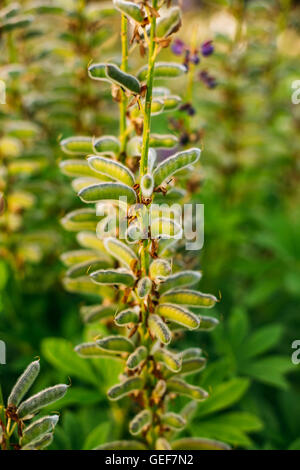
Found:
[166,378,208,401]
[163,95,182,112]
[180,357,207,376]
[75,342,119,358]
[153,148,201,187]
[60,160,108,180]
[181,348,202,359]
[159,270,202,294]
[153,7,181,38]
[63,276,113,297]
[157,304,199,330]
[93,136,121,157]
[22,433,53,450]
[8,360,40,407]
[161,412,186,430]
[0,15,33,33]
[136,276,152,299]
[79,182,137,204]
[17,384,68,419]
[91,268,135,287]
[180,400,198,422]
[5,120,40,139]
[171,438,231,451]
[149,259,171,280]
[88,156,134,186]
[60,249,109,267]
[141,174,154,199]
[97,335,134,353]
[126,222,143,243]
[129,410,152,435]
[104,237,138,270]
[21,415,59,446]
[198,316,219,331]
[115,308,140,327]
[107,377,143,401]
[152,379,167,400]
[81,304,116,323]
[148,314,171,345]
[94,440,147,450]
[149,134,178,149]
[148,148,157,172]
[8,160,42,176]
[66,259,111,278]
[77,231,105,252]
[113,0,144,23]
[151,98,165,115]
[26,2,65,14]
[154,348,181,372]
[61,209,99,232]
[105,64,141,94]
[151,217,182,239]
[138,62,187,81]
[88,63,113,83]
[59,136,94,155]
[126,346,147,369]
[72,177,102,192]
[155,438,172,450]
[160,289,217,308]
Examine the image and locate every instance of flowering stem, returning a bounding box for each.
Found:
[120,14,128,156]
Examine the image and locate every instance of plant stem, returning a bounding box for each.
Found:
[120,14,128,157]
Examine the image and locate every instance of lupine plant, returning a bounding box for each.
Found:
[59,0,229,451]
[0,360,67,450]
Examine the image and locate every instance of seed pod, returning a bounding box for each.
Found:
[22,433,53,450]
[66,259,111,278]
[72,177,102,192]
[155,438,172,450]
[88,63,113,83]
[148,314,171,345]
[105,64,141,94]
[154,348,181,372]
[81,304,116,323]
[152,379,167,401]
[129,410,152,435]
[180,400,198,422]
[152,7,181,38]
[8,360,40,407]
[0,15,33,33]
[151,217,182,239]
[61,209,99,232]
[180,357,207,376]
[77,231,106,252]
[149,134,178,149]
[161,412,186,430]
[63,276,113,297]
[159,270,202,294]
[79,182,137,204]
[61,249,109,267]
[26,2,65,14]
[93,136,121,156]
[94,440,147,450]
[141,174,154,199]
[126,346,147,369]
[166,378,208,401]
[60,160,108,180]
[160,289,217,308]
[126,222,143,243]
[115,308,140,327]
[157,303,199,330]
[88,156,134,186]
[97,335,134,353]
[91,268,135,287]
[148,149,157,172]
[59,136,94,155]
[171,438,230,451]
[17,384,68,419]
[107,377,143,401]
[104,237,138,270]
[136,277,152,299]
[181,348,203,359]
[149,259,171,280]
[75,342,120,358]
[151,98,165,115]
[138,62,187,81]
[163,95,182,112]
[153,148,201,187]
[113,0,144,23]
[21,415,59,446]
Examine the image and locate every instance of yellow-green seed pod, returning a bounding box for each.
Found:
[198,316,219,331]
[148,314,171,345]
[107,377,143,401]
[159,271,202,294]
[154,148,201,187]
[151,98,165,115]
[21,415,59,446]
[115,308,140,326]
[155,438,172,450]
[104,237,138,270]
[0,136,22,158]
[60,160,108,180]
[157,304,199,330]
[129,410,151,435]
[97,335,134,354]
[105,64,141,94]
[141,174,154,199]
[163,95,182,112]
[152,379,167,400]
[149,134,178,149]
[180,357,207,376]
[161,412,186,430]
[71,177,104,192]
[75,342,121,358]
[94,440,147,450]
[7,160,43,176]
[79,182,137,204]
[136,276,152,299]
[93,136,121,157]
[61,209,99,232]
[160,289,217,309]
[149,259,171,280]
[22,432,53,450]
[8,360,40,407]
[63,276,113,297]
[5,120,39,139]
[153,6,181,38]
[172,438,231,451]
[17,384,68,419]
[60,136,94,155]
[91,268,135,287]
[88,156,135,186]
[154,348,181,372]
[181,348,202,359]
[151,217,182,239]
[166,378,208,401]
[76,231,105,252]
[113,0,144,23]
[81,305,116,323]
[66,259,111,278]
[138,62,187,81]
[126,346,148,369]
[60,249,108,267]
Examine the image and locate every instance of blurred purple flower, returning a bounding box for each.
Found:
[171,39,185,55]
[201,40,214,56]
[190,53,200,65]
[199,70,217,89]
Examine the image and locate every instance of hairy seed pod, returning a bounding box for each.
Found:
[166,378,208,401]
[105,64,141,94]
[88,62,114,83]
[8,360,40,407]
[152,379,167,401]
[22,432,53,450]
[180,401,198,422]
[163,95,182,111]
[198,316,220,331]
[136,276,152,299]
[90,268,135,286]
[172,438,231,451]
[107,377,143,401]
[75,342,121,358]
[94,440,147,450]
[93,136,121,157]
[60,136,94,155]
[97,335,134,353]
[154,348,182,372]
[141,174,154,198]
[159,270,202,294]
[153,148,201,187]
[149,134,178,149]
[60,209,99,232]
[126,346,148,369]
[180,357,207,376]
[63,276,114,297]
[81,304,116,323]
[155,438,172,450]
[104,237,138,270]
[88,155,135,186]
[17,384,68,419]
[149,259,171,280]
[126,222,143,243]
[151,218,182,239]
[113,0,145,23]
[152,7,182,38]
[138,62,187,81]
[60,160,107,179]
[181,348,203,359]
[21,415,59,446]
[157,304,200,330]
[79,182,137,204]
[129,410,152,435]
[61,250,107,267]
[66,259,111,278]
[150,98,165,115]
[115,308,140,327]
[160,289,217,308]
[76,231,105,252]
[148,314,171,344]
[161,412,186,430]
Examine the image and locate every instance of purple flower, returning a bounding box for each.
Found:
[190,53,200,65]
[180,103,196,116]
[201,40,214,56]
[198,70,217,89]
[171,39,185,56]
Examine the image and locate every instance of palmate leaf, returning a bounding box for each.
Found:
[79,182,137,204]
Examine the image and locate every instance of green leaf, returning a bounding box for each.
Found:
[83,422,110,450]
[172,437,230,450]
[44,387,103,411]
[239,324,283,360]
[243,356,293,389]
